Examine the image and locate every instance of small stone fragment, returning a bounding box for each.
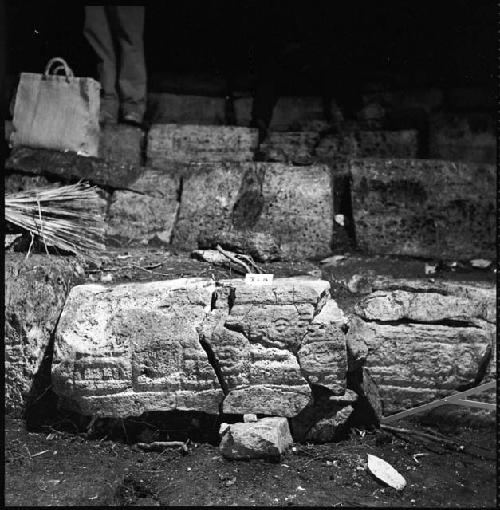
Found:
[219,417,293,461]
[367,454,406,490]
[243,413,258,423]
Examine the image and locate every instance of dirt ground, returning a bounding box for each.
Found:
[5,410,496,507]
[5,248,497,507]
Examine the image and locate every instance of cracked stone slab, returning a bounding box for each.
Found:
[346,277,496,414]
[52,279,223,417]
[202,278,347,417]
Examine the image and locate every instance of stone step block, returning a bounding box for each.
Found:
[266,96,340,131]
[252,163,333,260]
[172,162,334,259]
[428,112,496,164]
[346,278,496,415]
[315,130,419,162]
[98,124,144,166]
[147,124,258,165]
[147,93,226,125]
[350,158,496,260]
[5,254,85,416]
[363,88,443,114]
[259,131,320,164]
[5,173,52,195]
[6,147,143,191]
[172,162,249,248]
[106,168,180,245]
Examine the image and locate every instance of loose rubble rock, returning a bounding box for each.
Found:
[5,254,85,415]
[219,417,293,460]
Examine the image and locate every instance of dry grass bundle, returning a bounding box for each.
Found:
[5,182,105,260]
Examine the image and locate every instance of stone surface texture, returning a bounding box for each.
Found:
[315,130,419,161]
[172,162,249,249]
[147,124,258,164]
[252,163,333,260]
[428,113,496,164]
[5,173,52,195]
[147,93,227,125]
[5,254,85,415]
[6,147,143,190]
[106,169,180,245]
[99,124,144,166]
[346,277,496,414]
[259,131,320,164]
[52,279,223,417]
[350,158,496,259]
[202,278,347,417]
[173,162,334,260]
[52,277,349,420]
[219,417,293,460]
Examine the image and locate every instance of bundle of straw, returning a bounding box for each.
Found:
[5,182,105,259]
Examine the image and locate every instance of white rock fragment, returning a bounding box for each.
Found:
[243,413,258,423]
[367,454,406,491]
[470,258,492,269]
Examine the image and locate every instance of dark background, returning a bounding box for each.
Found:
[4,0,497,95]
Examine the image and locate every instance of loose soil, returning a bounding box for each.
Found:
[5,411,496,507]
[5,248,497,507]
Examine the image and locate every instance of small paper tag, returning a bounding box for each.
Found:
[245,273,274,285]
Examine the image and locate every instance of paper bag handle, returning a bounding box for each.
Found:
[44,57,75,79]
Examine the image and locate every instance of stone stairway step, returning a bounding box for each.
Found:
[146,94,341,131]
[147,124,258,164]
[172,162,334,260]
[316,129,419,161]
[349,158,496,260]
[258,131,320,164]
[428,112,495,164]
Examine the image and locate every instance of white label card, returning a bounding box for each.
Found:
[245,273,274,285]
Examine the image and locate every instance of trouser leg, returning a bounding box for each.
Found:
[109,5,147,120]
[84,5,119,119]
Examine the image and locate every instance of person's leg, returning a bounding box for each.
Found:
[84,6,119,123]
[110,5,147,124]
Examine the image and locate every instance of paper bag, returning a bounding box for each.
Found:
[10,57,101,156]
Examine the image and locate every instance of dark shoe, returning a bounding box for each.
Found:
[121,111,144,127]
